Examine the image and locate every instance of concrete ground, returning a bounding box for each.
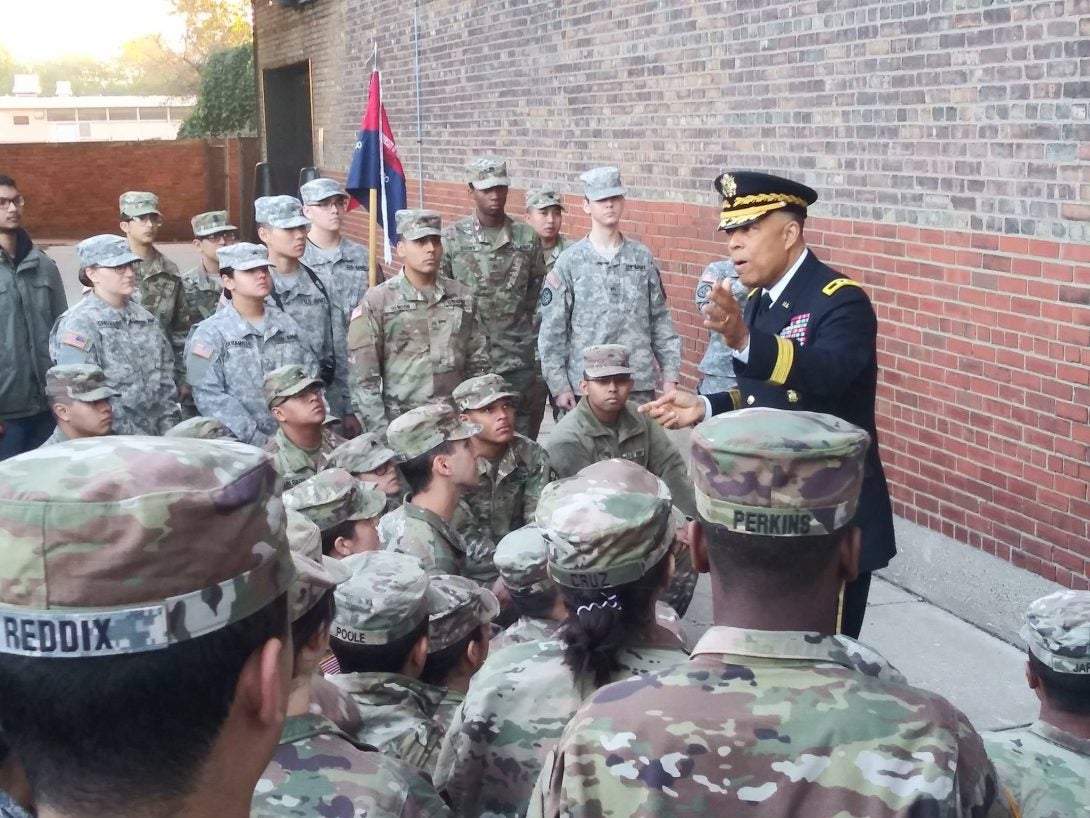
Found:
[43,239,1051,733]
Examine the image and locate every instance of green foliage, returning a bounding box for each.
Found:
[177,44,257,138]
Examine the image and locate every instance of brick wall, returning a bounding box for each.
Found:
[254,0,1090,586]
[2,137,258,241]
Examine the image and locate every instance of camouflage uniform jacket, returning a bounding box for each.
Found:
[695,259,748,393]
[309,673,363,736]
[329,672,447,771]
[984,720,1090,818]
[541,236,571,276]
[544,398,696,518]
[433,688,465,744]
[184,303,318,447]
[263,426,346,490]
[526,626,1013,818]
[133,248,190,383]
[434,632,687,818]
[180,263,224,324]
[0,230,67,420]
[303,237,371,422]
[252,713,451,818]
[0,791,30,818]
[50,293,181,435]
[38,426,69,447]
[440,215,546,376]
[347,271,490,436]
[452,435,554,584]
[538,236,681,395]
[378,500,466,576]
[269,264,345,416]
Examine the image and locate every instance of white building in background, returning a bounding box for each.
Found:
[0,76,195,143]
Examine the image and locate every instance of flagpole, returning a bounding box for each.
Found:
[367,42,379,288]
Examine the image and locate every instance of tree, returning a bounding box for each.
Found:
[170,0,252,76]
[176,43,257,138]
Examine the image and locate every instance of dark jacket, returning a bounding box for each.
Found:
[708,249,896,572]
[0,230,67,419]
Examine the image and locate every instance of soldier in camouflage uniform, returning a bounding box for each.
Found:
[39,364,119,446]
[301,178,372,438]
[118,192,191,390]
[525,186,571,276]
[489,522,687,652]
[0,436,296,818]
[544,345,695,518]
[163,415,237,440]
[695,258,748,393]
[526,408,1012,818]
[441,157,549,439]
[327,551,447,769]
[423,574,500,744]
[253,511,451,818]
[450,373,554,584]
[185,243,317,446]
[328,432,404,511]
[183,210,237,324]
[538,167,681,410]
[262,365,345,489]
[285,468,385,559]
[349,209,489,436]
[50,235,181,435]
[256,196,346,422]
[434,473,687,817]
[378,404,480,575]
[984,591,1090,818]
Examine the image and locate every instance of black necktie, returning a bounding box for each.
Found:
[753,292,773,321]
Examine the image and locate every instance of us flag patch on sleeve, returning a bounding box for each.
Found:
[191,342,214,360]
[62,331,89,350]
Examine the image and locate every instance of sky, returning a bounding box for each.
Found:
[2,1,186,62]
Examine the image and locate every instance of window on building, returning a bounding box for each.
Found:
[77,108,108,122]
[46,109,76,122]
[139,107,168,121]
[169,106,193,121]
[108,108,139,121]
[12,115,29,126]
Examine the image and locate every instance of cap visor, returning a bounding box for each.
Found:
[233,258,270,271]
[585,366,634,378]
[195,225,238,237]
[402,228,442,240]
[304,191,348,205]
[270,216,312,229]
[460,391,519,411]
[448,420,483,441]
[479,587,501,622]
[75,387,121,401]
[279,377,324,400]
[124,206,160,217]
[100,251,143,268]
[471,178,510,190]
[587,186,627,201]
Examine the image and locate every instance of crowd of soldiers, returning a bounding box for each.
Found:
[0,164,1086,818]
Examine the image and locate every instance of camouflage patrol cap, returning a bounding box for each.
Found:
[119,191,160,218]
[164,416,237,441]
[263,364,324,407]
[328,433,396,474]
[299,178,348,205]
[535,477,673,590]
[331,551,443,646]
[77,234,141,272]
[466,156,510,190]
[395,209,443,241]
[493,525,552,595]
[691,407,868,537]
[387,403,482,461]
[217,242,269,272]
[525,186,565,212]
[580,166,627,201]
[453,373,518,411]
[0,437,294,658]
[190,210,237,238]
[255,195,310,229]
[583,344,634,379]
[284,468,386,532]
[285,509,351,621]
[1021,591,1090,674]
[44,364,119,403]
[427,574,500,652]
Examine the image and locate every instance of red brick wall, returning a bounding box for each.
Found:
[3,138,257,241]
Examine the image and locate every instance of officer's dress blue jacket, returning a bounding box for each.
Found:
[707,249,896,572]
